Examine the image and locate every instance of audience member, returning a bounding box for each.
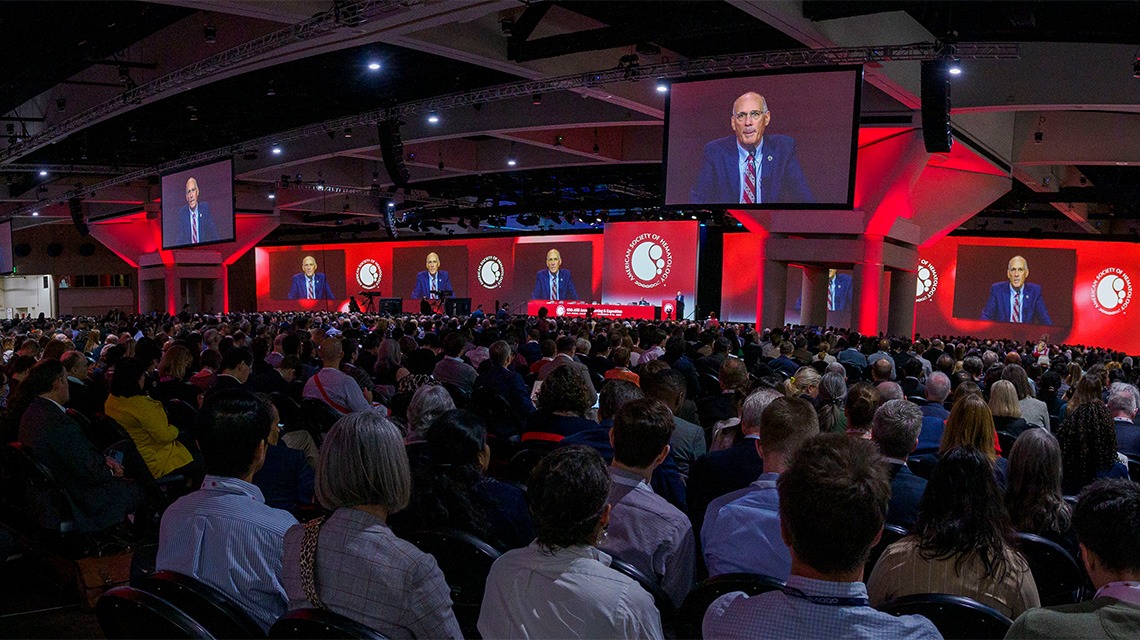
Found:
[432,332,477,398]
[1005,428,1077,556]
[473,340,535,417]
[404,383,454,443]
[1055,403,1129,496]
[61,349,100,418]
[703,434,940,639]
[641,368,706,479]
[990,379,1032,438]
[1004,364,1051,430]
[1108,385,1140,456]
[479,446,663,639]
[844,382,880,439]
[104,356,198,482]
[523,365,598,442]
[816,371,847,433]
[303,337,379,415]
[871,399,927,530]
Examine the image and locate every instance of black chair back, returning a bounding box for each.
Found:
[1016,532,1086,606]
[842,362,866,382]
[865,524,909,581]
[467,391,522,440]
[609,557,677,630]
[503,447,550,486]
[270,393,301,429]
[164,399,199,435]
[268,608,387,639]
[997,431,1017,458]
[677,573,784,639]
[6,442,78,533]
[1127,455,1140,482]
[698,373,721,399]
[96,585,213,639]
[439,382,471,408]
[140,571,265,639]
[877,593,1013,639]
[403,527,501,638]
[296,398,342,444]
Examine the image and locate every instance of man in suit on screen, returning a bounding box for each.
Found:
[411,252,453,302]
[980,255,1052,325]
[690,92,814,205]
[532,249,579,301]
[287,255,336,300]
[171,177,218,246]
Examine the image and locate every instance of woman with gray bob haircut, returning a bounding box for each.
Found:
[406,383,455,443]
[281,411,462,639]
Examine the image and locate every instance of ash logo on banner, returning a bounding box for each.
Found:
[355,259,382,290]
[477,255,504,289]
[663,301,675,317]
[1091,267,1132,315]
[555,304,566,317]
[916,259,938,303]
[625,233,673,289]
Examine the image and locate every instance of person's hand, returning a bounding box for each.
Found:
[105,457,125,478]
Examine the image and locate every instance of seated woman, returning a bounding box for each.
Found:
[478,446,663,639]
[940,393,1010,486]
[843,382,879,439]
[1056,403,1129,496]
[521,365,598,445]
[989,379,1031,439]
[867,446,1040,619]
[281,412,462,639]
[404,384,454,444]
[373,338,409,387]
[815,371,847,434]
[390,409,533,550]
[1005,428,1078,557]
[784,366,820,402]
[103,356,198,482]
[152,345,201,407]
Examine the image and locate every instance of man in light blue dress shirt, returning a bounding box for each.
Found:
[703,434,941,639]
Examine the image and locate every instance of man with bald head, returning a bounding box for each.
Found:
[172,176,218,246]
[301,336,381,415]
[532,248,579,300]
[411,251,453,306]
[287,255,336,300]
[981,255,1052,325]
[690,91,814,205]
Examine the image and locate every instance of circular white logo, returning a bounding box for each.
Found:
[624,233,673,289]
[555,304,566,317]
[355,259,382,290]
[1091,268,1132,315]
[476,255,504,289]
[915,259,938,303]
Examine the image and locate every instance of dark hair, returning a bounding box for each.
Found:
[527,446,610,551]
[758,396,820,457]
[537,366,595,415]
[220,347,253,373]
[1074,479,1140,574]
[916,446,1016,581]
[780,434,889,574]
[598,380,643,421]
[109,356,148,398]
[1001,364,1032,400]
[612,399,674,468]
[641,368,687,409]
[196,389,273,477]
[844,382,880,431]
[1056,403,1119,492]
[404,409,493,540]
[8,359,66,426]
[1005,428,1071,537]
[443,332,465,357]
[199,349,222,370]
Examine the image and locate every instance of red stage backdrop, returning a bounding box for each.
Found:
[721,232,763,323]
[602,221,698,308]
[917,236,1140,352]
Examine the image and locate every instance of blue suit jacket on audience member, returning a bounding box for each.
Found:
[531,269,579,301]
[411,270,453,300]
[915,415,945,455]
[980,282,1053,325]
[686,440,765,541]
[560,424,687,513]
[886,462,927,531]
[287,272,336,300]
[689,134,814,205]
[1116,418,1140,457]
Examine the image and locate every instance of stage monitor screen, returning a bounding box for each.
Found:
[161,159,236,249]
[663,67,862,209]
[0,221,11,275]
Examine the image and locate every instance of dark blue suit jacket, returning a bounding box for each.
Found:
[886,462,927,530]
[287,272,336,300]
[411,270,453,300]
[689,134,814,204]
[915,415,945,455]
[1115,418,1140,457]
[981,282,1052,325]
[686,439,765,538]
[169,202,218,247]
[532,269,579,301]
[830,273,852,311]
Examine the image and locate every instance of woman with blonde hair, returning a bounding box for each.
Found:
[153,344,200,406]
[988,380,1030,439]
[784,366,820,401]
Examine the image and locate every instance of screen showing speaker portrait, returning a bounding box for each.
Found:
[512,239,597,304]
[394,245,469,301]
[952,245,1075,328]
[266,249,346,303]
[0,221,12,275]
[161,159,236,249]
[663,67,862,209]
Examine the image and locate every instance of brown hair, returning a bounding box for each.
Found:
[941,394,997,461]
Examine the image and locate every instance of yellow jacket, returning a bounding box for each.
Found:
[104,394,193,479]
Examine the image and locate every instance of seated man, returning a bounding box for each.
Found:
[605,398,695,608]
[701,396,819,579]
[641,369,706,480]
[432,332,478,398]
[302,337,380,415]
[703,434,940,639]
[1109,387,1140,457]
[871,399,928,530]
[156,389,299,632]
[473,340,535,418]
[1007,479,1140,638]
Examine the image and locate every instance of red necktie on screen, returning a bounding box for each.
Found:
[552,275,559,300]
[307,278,314,299]
[828,278,835,311]
[190,211,199,244]
[431,275,437,299]
[1012,292,1021,323]
[743,153,757,204]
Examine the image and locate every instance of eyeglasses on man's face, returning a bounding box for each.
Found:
[733,110,768,122]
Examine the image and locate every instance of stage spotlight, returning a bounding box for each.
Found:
[532,93,542,105]
[268,189,276,200]
[655,79,668,93]
[948,61,962,75]
[368,61,381,71]
[38,169,48,177]
[344,128,353,138]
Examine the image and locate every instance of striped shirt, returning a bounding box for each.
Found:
[157,475,299,632]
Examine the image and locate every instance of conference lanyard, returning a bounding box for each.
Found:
[781,585,870,607]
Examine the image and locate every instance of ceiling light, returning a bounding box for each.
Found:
[948,62,962,75]
[344,128,353,138]
[427,111,440,124]
[203,24,217,44]
[506,155,518,167]
[368,62,381,71]
[268,190,276,200]
[271,145,282,155]
[31,211,39,216]
[655,79,669,93]
[38,170,48,177]
[532,93,542,105]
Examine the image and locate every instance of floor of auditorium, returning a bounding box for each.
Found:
[0,553,102,639]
